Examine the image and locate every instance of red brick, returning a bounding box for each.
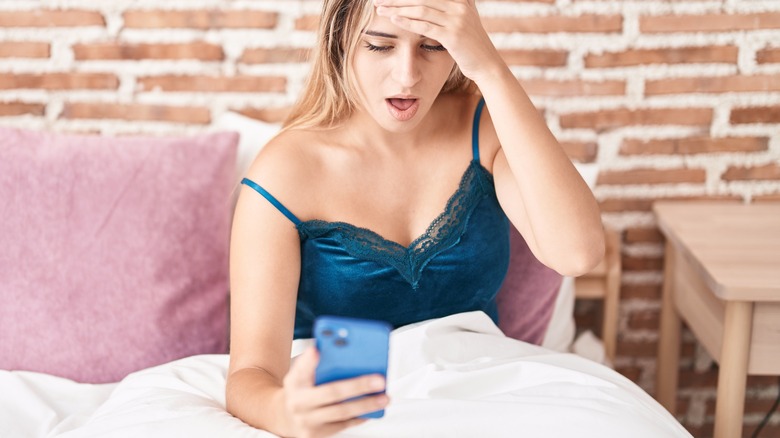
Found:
[61,103,211,124]
[237,107,292,124]
[585,46,737,68]
[0,42,50,58]
[499,49,568,67]
[598,168,706,185]
[622,254,663,271]
[483,15,623,33]
[744,395,780,413]
[614,366,642,382]
[681,340,697,359]
[627,310,660,330]
[73,42,224,61]
[756,47,780,64]
[598,198,653,212]
[621,285,661,300]
[744,424,780,438]
[620,137,769,156]
[0,102,45,116]
[755,193,780,202]
[685,423,714,438]
[730,106,780,124]
[559,108,713,131]
[573,310,598,333]
[240,48,311,64]
[640,12,780,33]
[722,163,780,181]
[0,73,118,90]
[295,15,320,31]
[138,75,286,93]
[746,375,780,386]
[0,10,105,27]
[624,227,664,244]
[679,368,720,389]
[123,10,277,29]
[646,74,780,95]
[560,141,597,163]
[617,340,658,358]
[598,195,740,212]
[523,79,625,97]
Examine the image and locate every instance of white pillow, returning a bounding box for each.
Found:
[209,111,282,214]
[540,162,600,354]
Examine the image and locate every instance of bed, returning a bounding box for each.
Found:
[0,119,690,437]
[2,312,690,438]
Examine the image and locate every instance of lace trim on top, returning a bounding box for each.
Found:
[297,160,494,288]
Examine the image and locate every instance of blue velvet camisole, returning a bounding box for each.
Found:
[241,98,510,339]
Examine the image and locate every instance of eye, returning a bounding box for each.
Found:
[422,44,446,53]
[365,43,391,53]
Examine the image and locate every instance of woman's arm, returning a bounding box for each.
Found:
[375,0,604,275]
[226,139,389,438]
[226,147,302,434]
[477,73,605,277]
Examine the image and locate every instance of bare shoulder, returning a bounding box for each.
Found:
[242,127,327,220]
[437,92,500,170]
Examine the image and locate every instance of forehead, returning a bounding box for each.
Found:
[362,12,426,40]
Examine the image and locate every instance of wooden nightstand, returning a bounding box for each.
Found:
[653,201,780,438]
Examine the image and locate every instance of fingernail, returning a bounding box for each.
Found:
[375,0,385,4]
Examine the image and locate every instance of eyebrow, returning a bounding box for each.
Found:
[364,30,427,40]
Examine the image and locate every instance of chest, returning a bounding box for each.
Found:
[317,148,474,248]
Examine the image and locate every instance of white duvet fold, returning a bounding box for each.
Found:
[0,312,691,438]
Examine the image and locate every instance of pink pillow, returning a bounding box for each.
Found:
[496,224,563,345]
[0,127,238,383]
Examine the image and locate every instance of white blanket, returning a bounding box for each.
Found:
[0,312,690,437]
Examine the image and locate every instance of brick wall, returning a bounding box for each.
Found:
[2,0,779,435]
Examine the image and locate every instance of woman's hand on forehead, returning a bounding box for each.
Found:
[373,0,503,83]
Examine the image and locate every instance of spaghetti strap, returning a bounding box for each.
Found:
[241,178,302,226]
[471,97,485,162]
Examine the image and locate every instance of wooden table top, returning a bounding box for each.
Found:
[653,201,780,301]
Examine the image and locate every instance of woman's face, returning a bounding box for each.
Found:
[350,12,456,133]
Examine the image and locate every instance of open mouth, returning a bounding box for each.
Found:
[385,98,419,121]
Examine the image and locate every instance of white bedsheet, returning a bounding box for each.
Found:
[0,312,690,437]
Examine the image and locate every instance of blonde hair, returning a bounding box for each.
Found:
[282,0,475,132]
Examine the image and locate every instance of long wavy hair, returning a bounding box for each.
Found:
[281,0,476,132]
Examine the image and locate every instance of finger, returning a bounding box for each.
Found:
[384,13,444,41]
[285,346,319,388]
[375,0,452,10]
[301,374,386,410]
[307,393,390,425]
[375,0,449,13]
[376,5,449,26]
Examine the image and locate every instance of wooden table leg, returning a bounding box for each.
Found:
[713,301,753,438]
[656,241,681,414]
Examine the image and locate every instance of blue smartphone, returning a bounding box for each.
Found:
[314,315,392,419]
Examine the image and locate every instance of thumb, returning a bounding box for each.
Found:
[288,346,319,388]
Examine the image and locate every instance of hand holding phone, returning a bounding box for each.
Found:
[314,315,392,419]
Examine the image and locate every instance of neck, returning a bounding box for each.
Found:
[340,99,443,156]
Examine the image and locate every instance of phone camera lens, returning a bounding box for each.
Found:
[334,338,348,347]
[322,329,334,337]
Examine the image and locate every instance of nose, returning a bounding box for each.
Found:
[392,47,422,88]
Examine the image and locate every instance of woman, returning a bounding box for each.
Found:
[226,0,604,436]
